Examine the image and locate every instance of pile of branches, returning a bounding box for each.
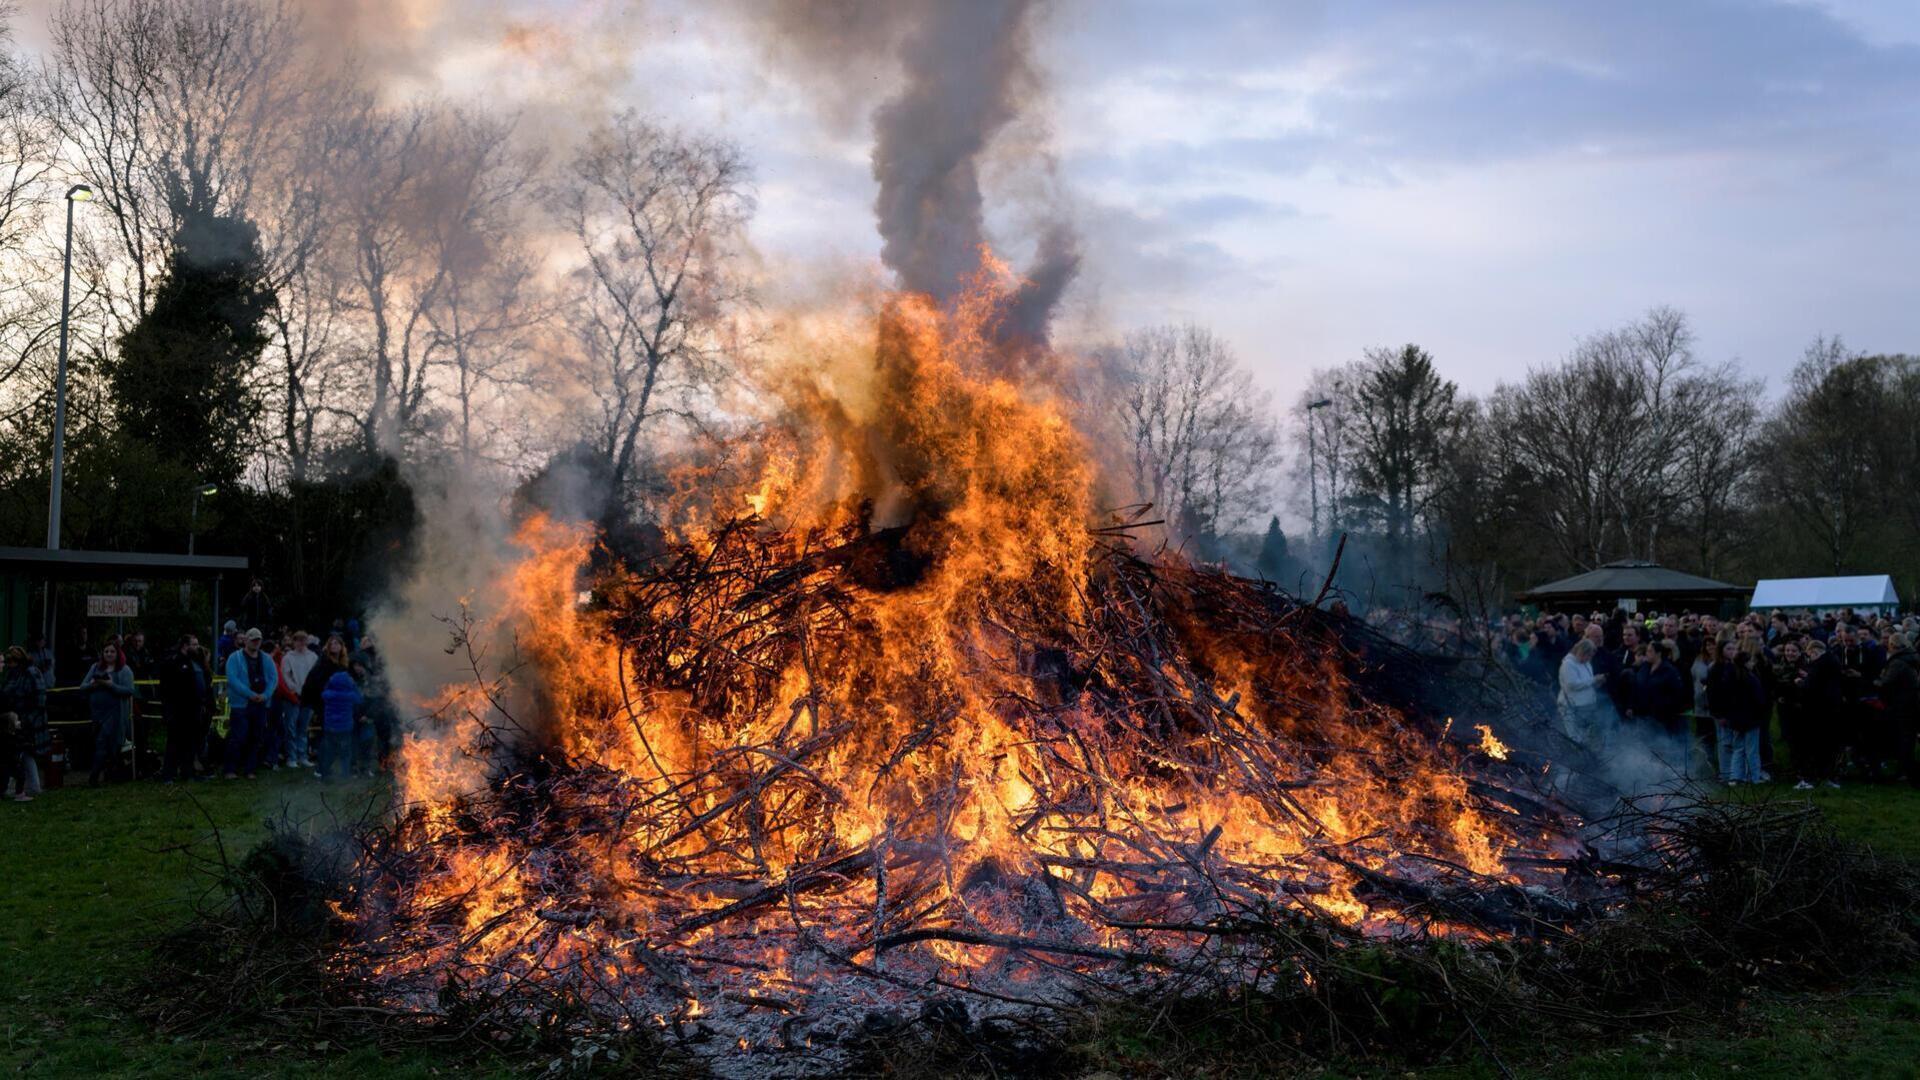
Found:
[142,792,1920,1077]
[137,521,1920,1075]
[142,810,700,1074]
[1050,794,1920,1077]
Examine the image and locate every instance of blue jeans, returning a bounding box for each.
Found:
[352,719,377,774]
[281,703,311,764]
[223,701,268,776]
[89,712,124,781]
[1720,726,1762,782]
[257,700,283,766]
[317,728,352,780]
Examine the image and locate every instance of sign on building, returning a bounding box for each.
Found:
[87,595,139,618]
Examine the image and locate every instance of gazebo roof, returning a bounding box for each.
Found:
[1517,560,1746,603]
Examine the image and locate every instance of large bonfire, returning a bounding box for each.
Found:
[330,262,1600,1061]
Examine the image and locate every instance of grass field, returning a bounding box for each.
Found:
[3,772,1918,1077]
[0,773,493,1079]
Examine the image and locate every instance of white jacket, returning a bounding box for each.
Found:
[1559,653,1599,707]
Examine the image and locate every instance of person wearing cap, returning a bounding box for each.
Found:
[216,620,239,664]
[221,628,278,780]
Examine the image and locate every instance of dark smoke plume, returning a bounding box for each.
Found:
[752,0,1079,337]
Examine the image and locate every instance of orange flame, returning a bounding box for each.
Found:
[345,253,1581,1040]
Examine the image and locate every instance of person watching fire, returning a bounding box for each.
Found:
[221,628,278,780]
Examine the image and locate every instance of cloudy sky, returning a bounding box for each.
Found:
[669,0,1920,408]
[24,0,1919,409]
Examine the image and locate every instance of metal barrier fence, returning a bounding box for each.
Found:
[45,677,234,777]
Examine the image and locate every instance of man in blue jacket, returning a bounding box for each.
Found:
[222,628,278,779]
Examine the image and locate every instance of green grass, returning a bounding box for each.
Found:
[1404,973,1920,1079]
[0,772,484,1078]
[4,774,1920,1077]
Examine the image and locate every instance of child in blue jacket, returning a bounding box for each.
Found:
[317,669,362,781]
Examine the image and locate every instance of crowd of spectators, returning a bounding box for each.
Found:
[1502,607,1920,788]
[0,579,395,800]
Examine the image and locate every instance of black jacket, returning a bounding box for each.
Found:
[1770,658,1805,719]
[1628,661,1687,726]
[1801,652,1846,714]
[1708,659,1769,733]
[238,589,274,634]
[1881,647,1920,720]
[300,656,348,711]
[1608,646,1640,710]
[1835,644,1882,701]
[157,653,212,716]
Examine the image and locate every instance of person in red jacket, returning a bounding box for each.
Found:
[274,632,315,769]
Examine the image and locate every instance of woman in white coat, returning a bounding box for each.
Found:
[1559,638,1608,751]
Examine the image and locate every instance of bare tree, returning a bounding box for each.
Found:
[1485,352,1641,569]
[244,71,364,486]
[1676,367,1764,577]
[1109,323,1281,549]
[1485,307,1734,569]
[0,5,55,417]
[557,112,752,514]
[1761,336,1883,574]
[329,102,447,454]
[39,0,307,332]
[1287,366,1359,555]
[418,110,546,469]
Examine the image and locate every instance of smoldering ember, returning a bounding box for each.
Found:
[3,2,1920,1079]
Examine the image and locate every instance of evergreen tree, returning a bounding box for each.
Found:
[1350,344,1460,558]
[1256,515,1291,581]
[111,195,274,487]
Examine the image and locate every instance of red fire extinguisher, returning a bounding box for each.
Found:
[45,730,67,789]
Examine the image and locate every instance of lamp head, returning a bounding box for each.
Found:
[66,184,93,202]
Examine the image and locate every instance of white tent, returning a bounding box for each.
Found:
[1749,575,1901,613]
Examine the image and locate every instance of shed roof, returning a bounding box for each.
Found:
[1749,575,1899,610]
[0,547,248,580]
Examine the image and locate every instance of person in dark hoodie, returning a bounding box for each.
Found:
[1797,637,1846,788]
[1608,624,1642,720]
[317,668,363,782]
[1877,632,1920,785]
[157,633,212,783]
[1709,640,1769,785]
[1629,641,1688,763]
[300,634,351,718]
[352,631,397,767]
[347,657,378,777]
[1771,639,1813,790]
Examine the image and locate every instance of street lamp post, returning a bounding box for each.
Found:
[182,482,218,609]
[188,482,217,555]
[1305,397,1333,553]
[46,183,93,552]
[42,184,91,659]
